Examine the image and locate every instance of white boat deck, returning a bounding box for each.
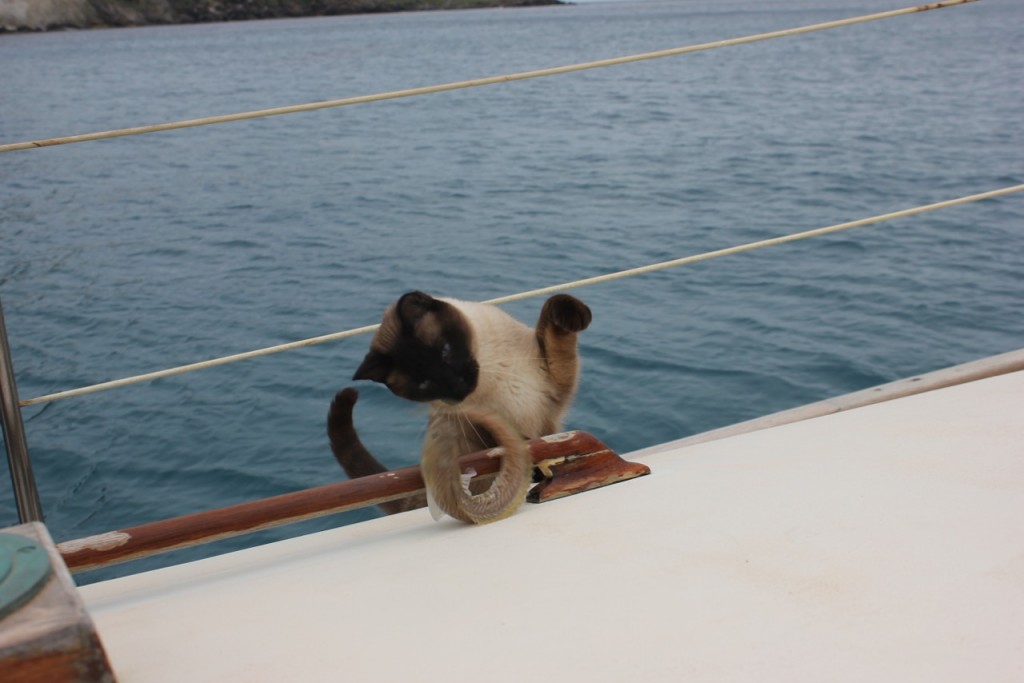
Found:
[80,369,1024,682]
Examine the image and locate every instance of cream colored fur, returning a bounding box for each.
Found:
[440,298,574,439]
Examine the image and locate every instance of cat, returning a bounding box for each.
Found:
[327,290,591,520]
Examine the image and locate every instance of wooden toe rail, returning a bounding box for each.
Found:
[58,431,648,573]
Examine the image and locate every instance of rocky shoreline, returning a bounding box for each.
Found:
[0,0,563,32]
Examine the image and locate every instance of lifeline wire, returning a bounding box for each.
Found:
[0,0,977,154]
[19,182,1024,407]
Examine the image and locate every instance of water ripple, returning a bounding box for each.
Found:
[1,0,1021,582]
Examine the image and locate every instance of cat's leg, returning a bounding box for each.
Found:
[535,294,592,400]
[327,388,426,514]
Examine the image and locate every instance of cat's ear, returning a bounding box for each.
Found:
[353,350,391,383]
[396,291,438,329]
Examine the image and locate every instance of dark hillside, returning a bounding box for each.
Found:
[2,0,562,31]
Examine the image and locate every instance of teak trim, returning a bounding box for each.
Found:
[58,431,648,573]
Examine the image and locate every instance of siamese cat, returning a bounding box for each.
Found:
[328,291,591,522]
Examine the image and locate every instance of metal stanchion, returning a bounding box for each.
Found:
[0,298,43,522]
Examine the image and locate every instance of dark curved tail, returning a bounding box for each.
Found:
[327,388,426,514]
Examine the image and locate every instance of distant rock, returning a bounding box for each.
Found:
[0,0,563,32]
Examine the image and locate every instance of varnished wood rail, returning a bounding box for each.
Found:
[58,431,649,573]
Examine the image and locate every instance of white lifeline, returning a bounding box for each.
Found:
[80,369,1024,682]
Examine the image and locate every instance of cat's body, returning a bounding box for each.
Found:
[328,291,591,519]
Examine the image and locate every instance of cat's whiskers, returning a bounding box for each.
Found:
[452,410,470,449]
[460,411,490,453]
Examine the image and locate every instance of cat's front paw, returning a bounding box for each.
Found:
[542,294,592,333]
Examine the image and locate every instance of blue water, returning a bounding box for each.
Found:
[1,0,1021,583]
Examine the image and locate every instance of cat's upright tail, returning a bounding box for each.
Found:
[327,388,426,514]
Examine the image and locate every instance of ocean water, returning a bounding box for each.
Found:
[1,0,1021,583]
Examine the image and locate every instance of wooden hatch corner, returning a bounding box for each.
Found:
[0,522,116,682]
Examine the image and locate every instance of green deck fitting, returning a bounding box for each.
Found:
[0,532,52,621]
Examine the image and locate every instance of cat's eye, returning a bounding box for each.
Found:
[440,343,452,361]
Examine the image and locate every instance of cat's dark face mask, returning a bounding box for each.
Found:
[353,346,477,404]
[353,291,480,404]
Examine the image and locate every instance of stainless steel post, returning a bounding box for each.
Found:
[0,298,44,522]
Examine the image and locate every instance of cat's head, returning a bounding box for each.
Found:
[353,291,479,404]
